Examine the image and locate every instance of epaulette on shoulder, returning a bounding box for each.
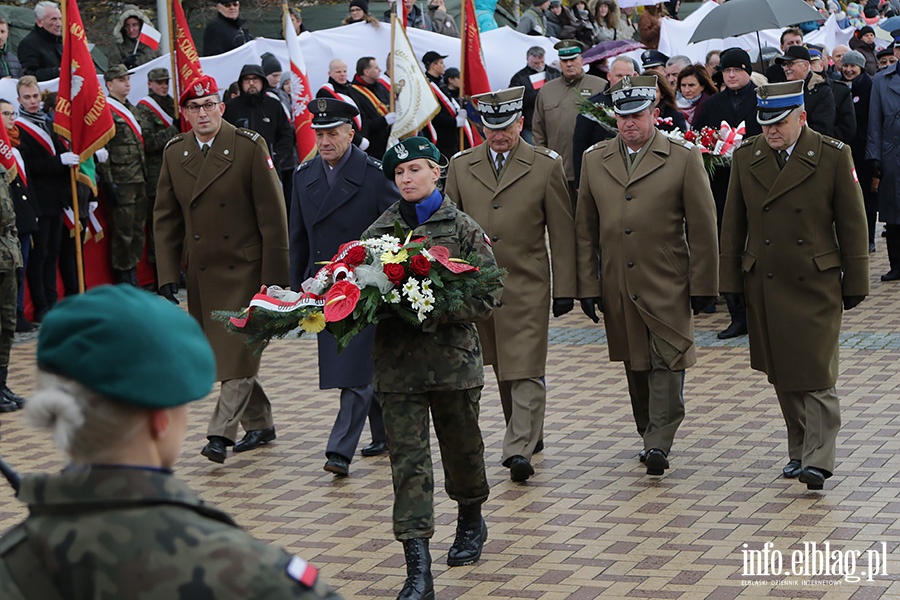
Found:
[366,155,383,169]
[236,128,261,143]
[735,135,757,151]
[585,139,610,155]
[823,136,845,151]
[668,136,690,150]
[164,133,185,150]
[297,160,313,172]
[535,146,560,160]
[451,147,476,161]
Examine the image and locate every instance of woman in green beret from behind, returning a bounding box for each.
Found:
[362,138,503,600]
[0,285,341,600]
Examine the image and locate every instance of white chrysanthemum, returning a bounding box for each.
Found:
[386,290,401,304]
[402,279,418,295]
[421,279,431,293]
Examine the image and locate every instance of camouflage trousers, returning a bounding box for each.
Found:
[380,388,490,541]
[0,269,14,369]
[108,183,149,271]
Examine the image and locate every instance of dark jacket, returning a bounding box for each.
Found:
[224,65,295,174]
[509,64,561,131]
[573,91,614,184]
[289,145,400,389]
[17,25,62,80]
[826,77,856,145]
[202,12,253,57]
[14,112,70,217]
[424,72,465,160]
[846,71,872,165]
[803,72,836,138]
[10,174,37,235]
[849,35,878,76]
[0,44,22,78]
[866,62,900,224]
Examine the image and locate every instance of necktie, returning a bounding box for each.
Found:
[496,153,505,175]
[775,149,787,169]
[201,143,210,158]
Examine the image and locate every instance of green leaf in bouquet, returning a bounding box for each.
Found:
[393,220,406,240]
[428,269,444,288]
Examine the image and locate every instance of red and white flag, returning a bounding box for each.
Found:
[283,7,316,162]
[461,0,490,97]
[138,22,162,51]
[0,122,17,182]
[529,71,547,90]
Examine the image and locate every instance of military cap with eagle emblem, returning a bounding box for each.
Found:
[472,86,525,130]
[311,97,360,129]
[756,80,805,126]
[179,74,219,106]
[606,75,658,115]
[554,39,586,60]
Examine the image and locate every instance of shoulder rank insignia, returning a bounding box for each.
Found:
[236,128,261,143]
[824,137,845,150]
[366,155,383,168]
[297,160,313,172]
[164,133,185,150]
[536,147,560,160]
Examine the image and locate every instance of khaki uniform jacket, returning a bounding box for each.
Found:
[532,73,607,182]
[445,140,576,380]
[720,128,869,391]
[154,121,290,381]
[576,131,719,371]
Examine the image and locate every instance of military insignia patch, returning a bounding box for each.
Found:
[266,156,274,170]
[395,144,409,159]
[317,98,327,113]
[286,556,318,588]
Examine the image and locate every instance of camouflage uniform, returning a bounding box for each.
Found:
[0,170,21,373]
[361,196,502,540]
[99,97,149,272]
[0,467,342,599]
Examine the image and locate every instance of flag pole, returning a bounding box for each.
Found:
[60,0,84,293]
[168,0,180,123]
[458,0,466,152]
[390,12,396,114]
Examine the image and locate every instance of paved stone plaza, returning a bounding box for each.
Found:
[1,250,899,599]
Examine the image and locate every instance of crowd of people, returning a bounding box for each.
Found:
[0,0,893,598]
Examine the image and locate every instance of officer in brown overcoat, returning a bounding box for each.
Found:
[154,75,290,464]
[720,81,869,491]
[575,76,719,477]
[445,86,576,483]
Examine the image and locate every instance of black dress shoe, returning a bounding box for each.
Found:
[233,426,276,452]
[869,243,877,253]
[645,448,669,476]
[360,441,388,457]
[3,386,26,409]
[798,467,826,490]
[717,320,748,339]
[881,269,900,282]
[639,449,647,463]
[201,436,229,463]
[15,312,35,333]
[782,459,802,479]
[534,439,544,454]
[324,454,350,476]
[0,395,17,413]
[507,455,534,482]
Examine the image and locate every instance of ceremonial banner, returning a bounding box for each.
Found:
[389,16,439,142]
[283,6,316,161]
[172,0,203,131]
[461,0,490,97]
[0,123,17,182]
[53,0,115,158]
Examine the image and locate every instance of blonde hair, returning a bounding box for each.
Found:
[26,371,147,464]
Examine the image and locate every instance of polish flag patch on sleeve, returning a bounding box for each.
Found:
[267,156,275,170]
[852,167,858,183]
[483,232,492,246]
[286,555,318,588]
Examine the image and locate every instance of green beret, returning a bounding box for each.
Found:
[104,63,131,82]
[37,285,216,409]
[381,136,441,179]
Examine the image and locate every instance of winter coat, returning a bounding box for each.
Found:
[202,12,253,57]
[0,44,22,78]
[849,35,878,76]
[721,128,869,391]
[866,63,900,224]
[803,72,836,138]
[509,64,561,131]
[106,5,161,69]
[17,25,62,80]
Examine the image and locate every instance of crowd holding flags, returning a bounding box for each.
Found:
[52,0,116,292]
[282,4,316,162]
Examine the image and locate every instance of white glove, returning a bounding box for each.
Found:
[359,137,370,152]
[384,112,397,125]
[94,148,109,163]
[60,152,80,167]
[455,109,468,128]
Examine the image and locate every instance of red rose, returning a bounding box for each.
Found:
[345,245,367,267]
[410,254,431,277]
[383,263,406,285]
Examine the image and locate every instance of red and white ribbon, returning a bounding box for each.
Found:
[107,97,144,143]
[15,117,55,156]
[137,96,174,127]
[715,120,745,155]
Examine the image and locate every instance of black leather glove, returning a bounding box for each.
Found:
[101,180,120,207]
[722,291,746,308]
[843,295,865,310]
[579,297,603,323]
[123,54,139,69]
[552,298,574,317]
[868,158,882,179]
[159,283,179,305]
[691,295,717,315]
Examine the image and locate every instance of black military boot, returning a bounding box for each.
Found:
[882,225,900,281]
[447,503,487,566]
[0,368,25,409]
[717,293,748,339]
[397,539,434,600]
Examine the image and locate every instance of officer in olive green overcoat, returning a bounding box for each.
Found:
[154,75,290,464]
[720,81,869,491]
[445,86,576,483]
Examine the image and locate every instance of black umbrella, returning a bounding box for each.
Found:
[688,0,825,62]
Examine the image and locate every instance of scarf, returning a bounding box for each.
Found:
[8,124,20,148]
[398,189,443,228]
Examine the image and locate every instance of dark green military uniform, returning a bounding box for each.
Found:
[362,196,501,540]
[99,66,150,274]
[0,168,21,377]
[0,467,341,599]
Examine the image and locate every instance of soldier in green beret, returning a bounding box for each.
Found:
[0,284,341,599]
[364,137,502,600]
